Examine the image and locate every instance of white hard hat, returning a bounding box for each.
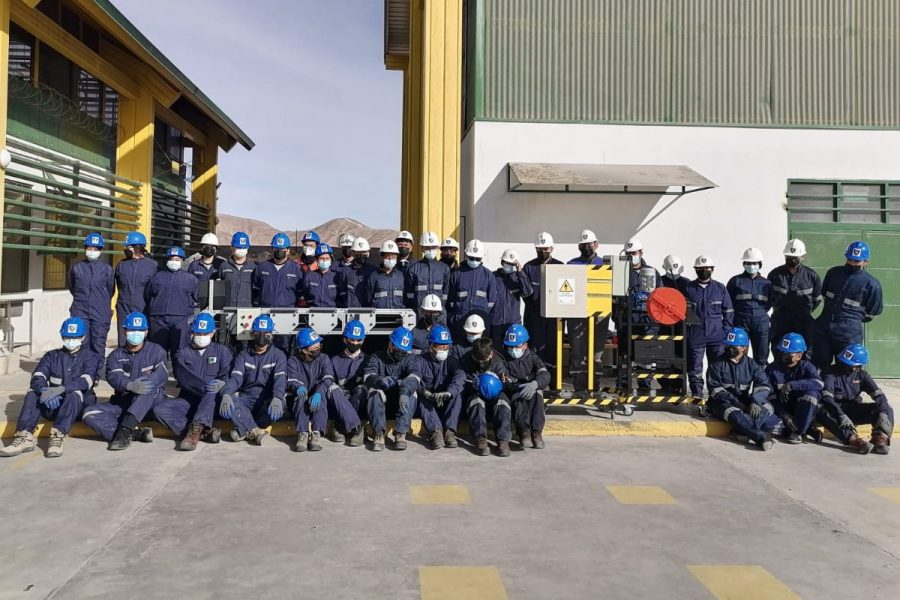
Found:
[741,247,764,263]
[783,239,806,257]
[500,248,519,264]
[441,237,459,249]
[625,238,643,253]
[464,239,485,259]
[662,254,683,276]
[420,294,442,312]
[352,237,370,252]
[339,233,356,247]
[580,230,598,244]
[694,255,715,268]
[535,231,554,248]
[201,233,219,246]
[396,230,414,242]
[463,313,485,334]
[380,240,399,254]
[420,231,439,247]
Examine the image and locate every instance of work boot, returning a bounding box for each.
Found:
[108,427,133,451]
[394,432,407,451]
[372,432,385,452]
[783,431,802,445]
[497,440,511,457]
[249,427,268,446]
[178,422,203,451]
[757,434,775,451]
[804,428,824,444]
[0,430,35,457]
[517,429,528,451]
[348,426,364,447]
[294,432,309,452]
[531,431,545,450]
[133,426,154,443]
[309,431,323,451]
[476,435,490,456]
[729,432,750,445]
[848,434,873,455]
[429,429,444,450]
[444,430,458,448]
[329,426,343,444]
[871,432,890,455]
[201,426,221,444]
[229,429,247,442]
[46,428,66,458]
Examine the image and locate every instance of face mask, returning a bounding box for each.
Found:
[847,263,864,272]
[785,257,801,268]
[780,353,797,366]
[85,249,101,261]
[124,248,135,260]
[630,255,642,267]
[423,249,438,260]
[726,346,741,359]
[467,259,481,269]
[233,248,248,259]
[502,263,515,274]
[273,249,288,261]
[302,246,315,257]
[345,341,362,355]
[192,334,212,348]
[440,256,457,267]
[466,334,480,343]
[695,268,713,281]
[424,313,440,326]
[63,338,82,352]
[126,331,146,346]
[579,245,593,258]
[388,346,404,360]
[536,250,551,263]
[383,258,397,270]
[434,349,449,362]
[508,347,524,359]
[318,260,332,271]
[398,246,411,257]
[201,245,216,258]
[302,347,322,360]
[253,332,273,348]
[354,253,369,264]
[342,248,354,259]
[167,260,182,272]
[744,264,760,275]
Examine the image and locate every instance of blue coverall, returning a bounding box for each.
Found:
[405,257,450,313]
[287,354,360,435]
[684,279,734,396]
[490,269,534,350]
[114,257,158,346]
[447,263,497,339]
[335,262,374,308]
[221,345,288,437]
[767,263,821,354]
[302,269,339,308]
[218,258,257,307]
[184,256,224,284]
[253,259,304,307]
[410,352,466,435]
[68,258,115,355]
[727,272,773,367]
[505,348,551,436]
[144,269,198,358]
[765,359,824,436]
[661,274,690,294]
[812,265,883,368]
[819,366,893,445]
[706,354,778,445]
[331,349,369,419]
[17,348,102,434]
[362,268,406,309]
[458,351,513,442]
[362,350,421,435]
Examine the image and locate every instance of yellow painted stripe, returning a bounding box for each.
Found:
[607,485,677,505]
[688,565,800,600]
[410,485,471,505]
[419,566,508,600]
[868,487,900,506]
[4,452,40,472]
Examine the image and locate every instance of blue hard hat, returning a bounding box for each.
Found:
[191,313,216,334]
[296,327,322,349]
[167,246,185,259]
[778,333,807,354]
[343,319,367,341]
[124,312,149,331]
[427,324,452,345]
[389,326,414,353]
[845,241,870,261]
[231,231,250,249]
[724,327,750,347]
[124,231,146,246]
[838,343,868,367]
[301,230,321,244]
[84,233,104,248]
[504,324,530,347]
[60,317,86,338]
[477,372,503,400]
[251,314,275,333]
[315,243,333,257]
[271,233,291,249]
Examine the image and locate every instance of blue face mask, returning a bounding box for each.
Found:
[126,331,146,346]
[466,334,480,343]
[502,264,515,274]
[318,260,331,271]
[744,264,760,275]
[508,346,524,359]
[62,338,83,352]
[467,259,481,269]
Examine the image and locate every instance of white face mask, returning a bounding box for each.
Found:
[466,333,480,343]
[166,260,182,272]
[423,249,438,260]
[233,248,248,259]
[434,349,449,362]
[63,338,83,352]
[502,263,515,274]
[508,346,524,359]
[192,334,212,348]
[631,255,642,267]
[85,249,101,262]
[383,258,397,270]
[302,246,315,257]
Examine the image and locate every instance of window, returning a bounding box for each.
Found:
[9,25,34,80]
[43,254,73,290]
[39,44,76,97]
[1,185,32,294]
[787,180,898,225]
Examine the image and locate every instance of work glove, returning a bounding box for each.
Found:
[40,386,66,405]
[294,385,309,403]
[126,377,154,396]
[381,376,398,390]
[517,381,539,399]
[748,402,762,419]
[778,382,793,402]
[205,379,226,394]
[431,391,452,407]
[268,397,284,421]
[220,394,236,419]
[309,392,323,411]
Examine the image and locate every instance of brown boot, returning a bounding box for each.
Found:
[178,422,203,451]
[497,440,511,457]
[394,432,407,451]
[476,435,490,456]
[444,429,458,448]
[201,426,221,444]
[429,429,444,450]
[372,432,385,452]
[848,433,873,455]
[531,431,545,449]
[871,431,890,455]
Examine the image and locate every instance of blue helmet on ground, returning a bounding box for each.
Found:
[271,233,291,249]
[231,231,250,249]
[838,343,868,367]
[124,312,149,331]
[191,313,216,334]
[724,327,750,347]
[84,233,104,248]
[167,246,185,259]
[301,230,320,244]
[504,324,530,347]
[125,231,146,246]
[389,326,414,353]
[251,314,275,333]
[296,328,322,349]
[315,243,333,257]
[343,319,367,341]
[427,324,452,345]
[478,372,503,400]
[845,241,870,261]
[778,333,807,354]
[60,317,86,338]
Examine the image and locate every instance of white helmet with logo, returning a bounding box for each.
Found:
[352,237,370,252]
[741,247,764,263]
[201,233,219,246]
[420,294,442,312]
[625,238,643,253]
[500,248,519,264]
[441,237,459,249]
[535,231,554,248]
[783,239,806,257]
[580,230,598,244]
[339,233,356,247]
[420,231,439,247]
[662,255,684,276]
[380,240,399,254]
[694,255,715,268]
[463,313,485,334]
[465,239,485,259]
[396,230,414,242]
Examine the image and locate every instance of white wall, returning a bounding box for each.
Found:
[463,121,900,273]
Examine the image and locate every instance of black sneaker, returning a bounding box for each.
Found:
[133,426,154,443]
[108,427,133,451]
[783,432,802,445]
[804,428,824,444]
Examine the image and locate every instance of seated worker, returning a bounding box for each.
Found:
[706,327,779,451]
[766,333,824,444]
[144,246,198,359]
[153,313,232,451]
[219,314,286,446]
[301,243,339,307]
[449,313,487,366]
[288,328,362,453]
[411,325,465,450]
[82,312,162,450]
[330,320,370,438]
[459,337,513,457]
[819,344,892,455]
[412,294,445,354]
[362,326,420,451]
[503,324,550,450]
[0,317,102,458]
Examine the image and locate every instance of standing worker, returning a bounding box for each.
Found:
[405,231,450,313]
[440,237,460,270]
[336,237,374,308]
[447,239,496,340]
[114,231,157,347]
[302,243,339,307]
[623,238,660,292]
[298,230,320,272]
[395,230,415,271]
[727,248,772,366]
[811,241,883,368]
[661,255,690,293]
[412,294,446,354]
[68,232,114,356]
[767,239,821,355]
[184,233,224,285]
[218,231,257,308]
[567,230,608,390]
[684,255,734,398]
[144,246,198,359]
[253,233,304,351]
[491,249,533,350]
[334,233,357,275]
[361,241,406,309]
[522,232,562,372]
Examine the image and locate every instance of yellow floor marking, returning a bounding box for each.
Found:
[606,485,677,505]
[419,566,508,600]
[868,487,900,506]
[688,565,800,600]
[410,485,471,505]
[4,451,41,472]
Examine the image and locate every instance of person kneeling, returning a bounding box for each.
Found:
[411,325,465,450]
[459,338,513,457]
[766,333,824,444]
[503,324,550,450]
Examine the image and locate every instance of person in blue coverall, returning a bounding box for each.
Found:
[447,239,496,340]
[145,246,198,359]
[362,327,420,452]
[490,248,533,350]
[68,232,114,355]
[410,324,465,450]
[767,239,821,356]
[253,233,303,353]
[766,333,824,444]
[217,231,257,308]
[567,230,608,390]
[330,319,370,445]
[522,232,563,373]
[685,255,734,397]
[302,243,339,307]
[114,231,157,347]
[727,247,772,367]
[405,231,450,314]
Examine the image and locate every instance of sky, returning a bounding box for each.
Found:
[115,0,403,229]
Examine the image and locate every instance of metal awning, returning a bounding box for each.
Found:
[507,163,717,195]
